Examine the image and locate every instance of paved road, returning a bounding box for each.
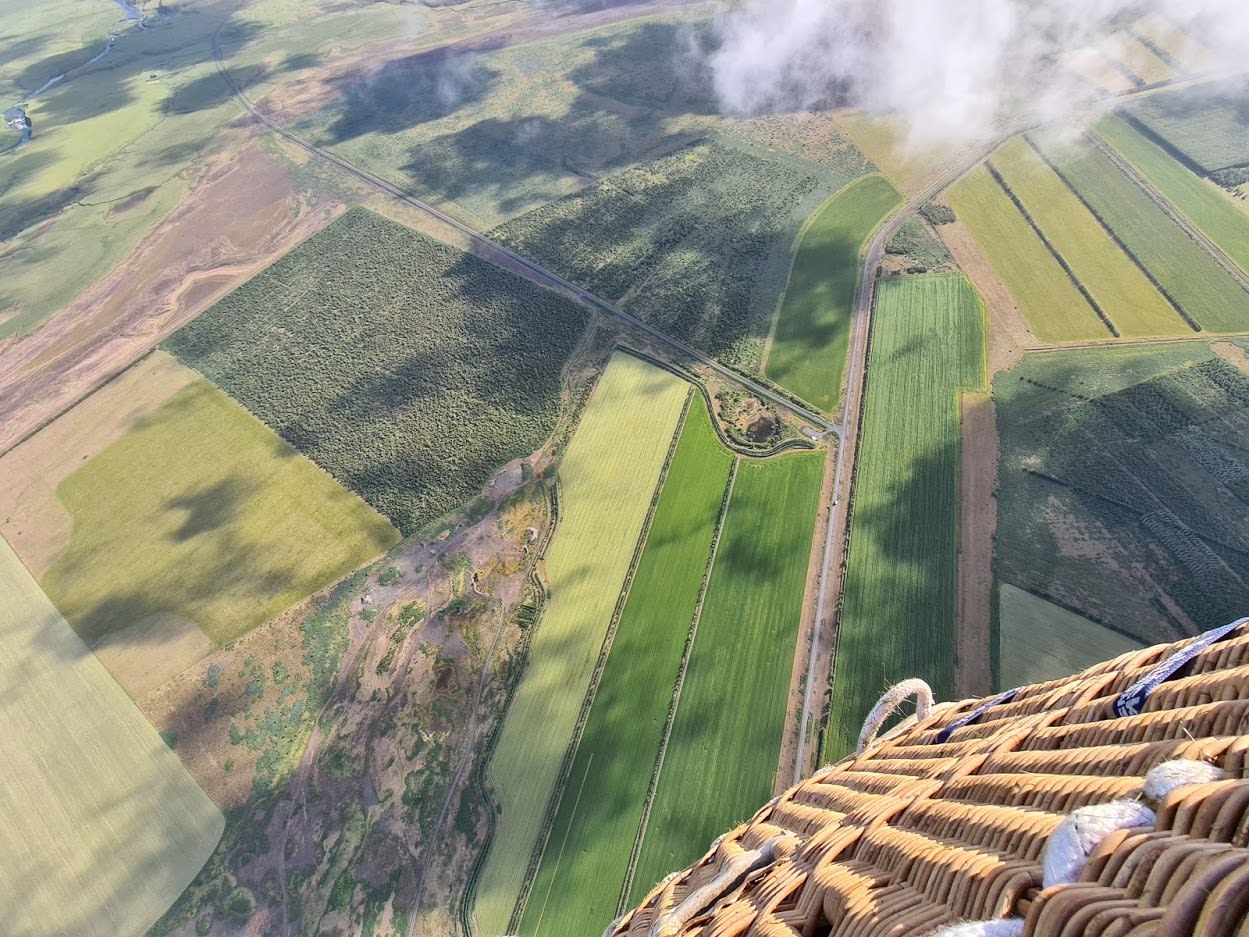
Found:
[211,38,835,434]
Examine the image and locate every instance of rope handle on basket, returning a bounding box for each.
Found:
[934,687,1020,744]
[1112,617,1248,717]
[858,679,933,753]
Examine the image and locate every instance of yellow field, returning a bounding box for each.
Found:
[991,137,1184,337]
[35,371,398,686]
[998,583,1147,688]
[0,536,224,937]
[948,164,1105,342]
[474,352,690,937]
[834,110,957,197]
[1100,32,1173,85]
[1058,47,1135,94]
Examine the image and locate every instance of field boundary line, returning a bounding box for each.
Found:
[983,161,1119,338]
[617,456,740,912]
[505,391,694,935]
[1022,133,1202,333]
[1085,126,1249,292]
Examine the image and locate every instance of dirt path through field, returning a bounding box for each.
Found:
[955,393,997,698]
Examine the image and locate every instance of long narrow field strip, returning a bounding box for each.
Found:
[628,450,824,901]
[0,536,224,937]
[1100,32,1174,85]
[473,353,691,937]
[1126,81,1249,173]
[1131,13,1217,74]
[1096,114,1249,277]
[998,584,1147,689]
[515,397,735,937]
[990,137,1183,337]
[38,378,399,657]
[824,273,985,761]
[766,174,903,412]
[947,165,1103,342]
[1030,130,1249,333]
[1057,47,1136,94]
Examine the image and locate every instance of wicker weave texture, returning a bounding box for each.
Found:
[610,626,1249,937]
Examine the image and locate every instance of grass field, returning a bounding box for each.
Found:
[1096,114,1249,276]
[515,396,734,937]
[473,353,690,937]
[824,273,985,761]
[989,137,1184,337]
[1127,81,1249,175]
[1031,130,1249,333]
[0,535,224,937]
[765,174,903,411]
[629,450,824,900]
[998,584,1146,689]
[995,343,1249,648]
[166,208,588,535]
[40,378,399,651]
[947,165,1104,342]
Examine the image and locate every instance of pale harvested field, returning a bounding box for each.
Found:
[1213,341,1249,376]
[834,110,959,198]
[956,393,996,698]
[0,350,195,576]
[1058,47,1135,94]
[0,536,223,937]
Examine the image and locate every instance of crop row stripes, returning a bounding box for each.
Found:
[982,160,1119,338]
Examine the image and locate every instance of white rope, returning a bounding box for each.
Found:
[857,678,933,753]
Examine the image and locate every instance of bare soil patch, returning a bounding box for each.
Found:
[0,139,336,457]
[955,393,997,698]
[1212,340,1249,375]
[0,350,195,575]
[939,218,1036,374]
[94,612,215,700]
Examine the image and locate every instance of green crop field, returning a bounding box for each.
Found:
[491,138,843,372]
[995,343,1249,649]
[1127,83,1249,175]
[1031,131,1249,333]
[629,450,824,900]
[40,378,398,648]
[1096,114,1249,276]
[765,174,903,412]
[989,137,1184,337]
[473,353,690,937]
[516,397,734,937]
[824,273,985,761]
[165,208,588,535]
[0,536,224,937]
[998,584,1147,689]
[947,165,1104,342]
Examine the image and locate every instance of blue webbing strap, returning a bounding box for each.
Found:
[1111,617,1249,718]
[935,687,1021,744]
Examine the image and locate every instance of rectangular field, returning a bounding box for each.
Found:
[165,207,589,535]
[824,273,985,761]
[628,449,824,900]
[1095,114,1249,276]
[37,377,399,658]
[515,396,735,937]
[1100,32,1174,85]
[1126,81,1249,174]
[765,174,903,412]
[0,535,224,937]
[473,353,691,937]
[947,165,1104,342]
[989,137,1183,337]
[998,584,1146,689]
[994,342,1249,648]
[1031,131,1249,333]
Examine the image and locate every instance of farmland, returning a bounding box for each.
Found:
[766,174,903,411]
[989,137,1183,337]
[39,377,398,656]
[515,397,735,937]
[491,138,839,371]
[165,208,588,535]
[998,584,1146,689]
[824,273,985,761]
[1096,113,1249,276]
[995,343,1249,649]
[947,165,1102,343]
[629,450,824,900]
[1030,130,1249,333]
[834,111,958,197]
[1100,32,1174,85]
[0,536,223,937]
[473,353,690,937]
[1126,81,1249,176]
